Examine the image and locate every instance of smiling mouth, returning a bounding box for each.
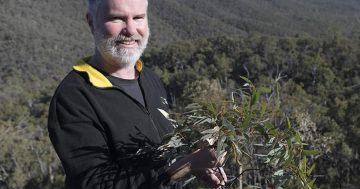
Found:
[116,39,138,46]
[118,40,137,45]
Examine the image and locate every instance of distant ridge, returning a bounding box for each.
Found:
[1,0,360,72]
[148,0,360,46]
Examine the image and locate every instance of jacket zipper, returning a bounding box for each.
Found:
[137,72,162,141]
[111,86,162,141]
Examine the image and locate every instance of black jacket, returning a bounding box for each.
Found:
[48,57,177,189]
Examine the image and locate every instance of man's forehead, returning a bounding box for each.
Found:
[99,0,148,14]
[101,0,148,7]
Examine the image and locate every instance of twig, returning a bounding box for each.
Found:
[225,168,260,188]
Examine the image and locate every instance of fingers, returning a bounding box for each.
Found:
[205,168,223,188]
[190,148,228,188]
[206,167,228,188]
[194,166,228,189]
[213,167,227,186]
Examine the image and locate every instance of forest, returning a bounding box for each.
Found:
[1,0,360,188]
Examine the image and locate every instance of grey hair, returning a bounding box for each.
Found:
[87,0,101,18]
[87,0,149,18]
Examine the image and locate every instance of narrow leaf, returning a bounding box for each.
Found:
[302,150,320,156]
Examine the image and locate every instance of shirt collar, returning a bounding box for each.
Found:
[73,57,144,88]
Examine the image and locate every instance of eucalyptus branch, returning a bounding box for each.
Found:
[158,77,319,188]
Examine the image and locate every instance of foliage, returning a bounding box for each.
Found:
[1,32,359,188]
[0,85,64,189]
[148,0,360,47]
[0,120,64,189]
[161,77,319,188]
[144,34,360,188]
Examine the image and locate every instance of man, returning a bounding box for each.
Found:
[48,0,226,188]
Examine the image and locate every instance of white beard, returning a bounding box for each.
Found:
[94,29,149,68]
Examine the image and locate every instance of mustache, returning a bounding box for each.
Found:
[114,35,142,42]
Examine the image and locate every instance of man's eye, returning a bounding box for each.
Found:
[134,16,144,20]
[108,17,125,21]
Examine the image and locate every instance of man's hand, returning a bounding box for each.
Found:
[166,148,227,188]
[189,148,227,188]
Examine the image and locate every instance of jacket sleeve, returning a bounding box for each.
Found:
[47,87,166,189]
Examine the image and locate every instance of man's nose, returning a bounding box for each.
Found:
[123,20,137,36]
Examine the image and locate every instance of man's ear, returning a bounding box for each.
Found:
[86,13,95,34]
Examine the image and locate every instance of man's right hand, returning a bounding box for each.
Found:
[189,148,227,188]
[166,148,227,188]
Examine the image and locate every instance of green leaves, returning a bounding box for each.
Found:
[302,150,320,156]
[161,77,320,188]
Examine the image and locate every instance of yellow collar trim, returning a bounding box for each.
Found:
[72,57,144,88]
[73,58,113,88]
[136,59,144,72]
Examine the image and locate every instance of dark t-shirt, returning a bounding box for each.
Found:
[107,75,145,107]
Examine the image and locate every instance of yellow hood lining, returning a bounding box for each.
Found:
[73,57,144,88]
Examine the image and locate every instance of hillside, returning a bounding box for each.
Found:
[1,0,360,83]
[149,0,360,45]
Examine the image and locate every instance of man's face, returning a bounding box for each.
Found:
[91,0,149,67]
